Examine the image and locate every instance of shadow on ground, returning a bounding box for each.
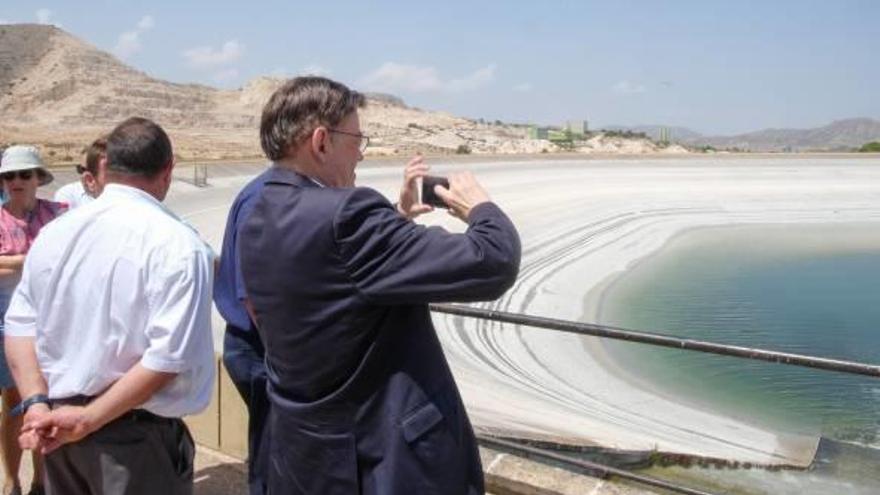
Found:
[194,463,248,495]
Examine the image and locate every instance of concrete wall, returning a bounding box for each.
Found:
[185,355,249,459]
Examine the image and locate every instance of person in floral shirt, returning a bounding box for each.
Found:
[0,145,66,495]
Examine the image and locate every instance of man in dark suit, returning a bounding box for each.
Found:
[240,77,521,494]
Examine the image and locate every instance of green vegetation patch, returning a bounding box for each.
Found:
[858,141,880,152]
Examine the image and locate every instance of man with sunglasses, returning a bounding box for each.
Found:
[53,137,107,209]
[238,77,521,494]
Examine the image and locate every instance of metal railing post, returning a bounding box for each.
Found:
[193,163,208,187]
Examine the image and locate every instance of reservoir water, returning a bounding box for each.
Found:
[599,223,880,492]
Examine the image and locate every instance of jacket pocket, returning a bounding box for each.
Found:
[401,401,444,444]
[268,419,359,495]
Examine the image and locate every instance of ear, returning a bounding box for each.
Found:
[96,156,107,181]
[311,126,329,158]
[162,158,175,184]
[81,171,96,192]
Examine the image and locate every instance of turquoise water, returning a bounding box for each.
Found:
[599,224,880,445]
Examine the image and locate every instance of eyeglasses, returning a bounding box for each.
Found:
[1,170,34,181]
[328,129,370,153]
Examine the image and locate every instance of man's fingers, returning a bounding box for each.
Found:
[404,164,430,182]
[37,426,72,454]
[446,208,465,221]
[433,184,453,202]
[29,415,61,432]
[18,432,37,450]
[18,428,54,451]
[434,185,466,220]
[411,204,433,215]
[41,438,63,455]
[404,155,425,172]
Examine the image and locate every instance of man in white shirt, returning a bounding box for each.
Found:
[52,137,106,208]
[4,117,215,495]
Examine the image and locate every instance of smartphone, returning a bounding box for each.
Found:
[418,175,450,208]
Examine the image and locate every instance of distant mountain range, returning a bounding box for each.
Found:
[604,118,880,152]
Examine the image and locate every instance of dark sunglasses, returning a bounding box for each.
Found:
[1,170,34,181]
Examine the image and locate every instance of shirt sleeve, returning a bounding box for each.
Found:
[140,247,215,373]
[334,187,522,305]
[4,261,38,337]
[233,197,259,303]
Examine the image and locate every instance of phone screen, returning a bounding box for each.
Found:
[420,176,450,208]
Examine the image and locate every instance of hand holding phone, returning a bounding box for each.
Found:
[398,154,434,219]
[429,172,491,222]
[419,176,450,209]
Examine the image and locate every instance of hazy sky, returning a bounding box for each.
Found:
[2,1,878,134]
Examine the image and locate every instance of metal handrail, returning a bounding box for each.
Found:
[430,304,880,378]
[433,303,878,494]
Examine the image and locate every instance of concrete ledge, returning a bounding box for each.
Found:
[480,446,661,495]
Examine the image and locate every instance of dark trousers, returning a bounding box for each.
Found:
[44,411,193,495]
[222,324,269,495]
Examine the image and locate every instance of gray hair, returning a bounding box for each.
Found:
[260,77,365,161]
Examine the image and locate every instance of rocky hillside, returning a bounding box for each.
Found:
[689,118,880,152]
[1,24,679,161]
[1,24,259,159]
[608,119,880,152]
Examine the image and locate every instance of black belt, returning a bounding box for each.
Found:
[51,395,169,423]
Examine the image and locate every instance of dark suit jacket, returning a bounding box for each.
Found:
[239,167,521,495]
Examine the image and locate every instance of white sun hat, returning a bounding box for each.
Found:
[0,145,54,186]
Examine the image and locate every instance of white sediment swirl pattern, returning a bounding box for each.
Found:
[172,157,880,468]
[419,158,880,468]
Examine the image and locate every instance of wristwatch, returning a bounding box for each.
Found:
[10,394,50,417]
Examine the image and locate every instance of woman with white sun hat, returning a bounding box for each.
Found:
[0,145,66,495]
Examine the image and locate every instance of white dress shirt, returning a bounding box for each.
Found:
[5,184,215,417]
[53,181,94,209]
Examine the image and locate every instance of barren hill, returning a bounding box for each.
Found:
[688,118,880,152]
[1,24,680,162]
[1,24,261,159]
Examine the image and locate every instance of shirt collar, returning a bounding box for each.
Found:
[101,183,161,204]
[99,184,180,221]
[266,165,325,189]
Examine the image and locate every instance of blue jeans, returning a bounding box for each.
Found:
[222,325,268,495]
